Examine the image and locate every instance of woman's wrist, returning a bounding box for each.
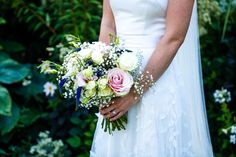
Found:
[133,70,155,99]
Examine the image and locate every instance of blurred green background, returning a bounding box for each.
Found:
[0,0,235,156]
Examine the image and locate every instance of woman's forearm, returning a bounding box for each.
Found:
[99,0,116,44]
[137,0,194,96]
[139,35,184,94]
[99,22,116,44]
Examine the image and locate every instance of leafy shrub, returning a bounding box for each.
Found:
[0,0,102,156]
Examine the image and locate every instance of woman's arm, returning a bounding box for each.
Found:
[101,0,195,121]
[141,0,194,90]
[99,0,116,44]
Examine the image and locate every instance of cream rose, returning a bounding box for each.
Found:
[79,48,92,59]
[97,78,108,90]
[98,87,113,97]
[91,52,104,65]
[86,80,96,90]
[118,52,138,71]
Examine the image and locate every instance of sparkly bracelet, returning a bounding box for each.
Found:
[133,71,155,99]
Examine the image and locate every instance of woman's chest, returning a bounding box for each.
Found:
[109,0,168,17]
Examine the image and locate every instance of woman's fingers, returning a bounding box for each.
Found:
[100,101,116,115]
[110,111,124,121]
[103,109,119,119]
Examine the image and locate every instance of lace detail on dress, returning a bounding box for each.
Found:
[129,82,177,157]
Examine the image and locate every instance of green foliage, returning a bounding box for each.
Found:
[198,0,221,36]
[66,136,82,148]
[0,58,30,84]
[0,104,20,135]
[9,0,102,44]
[0,17,6,25]
[198,0,236,156]
[0,0,101,156]
[0,85,12,116]
[0,40,26,53]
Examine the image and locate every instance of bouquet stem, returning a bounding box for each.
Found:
[101,116,127,134]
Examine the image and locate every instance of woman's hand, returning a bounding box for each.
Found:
[100,89,139,121]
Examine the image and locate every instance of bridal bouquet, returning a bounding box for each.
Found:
[39,35,143,134]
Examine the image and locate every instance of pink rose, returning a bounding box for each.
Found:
[107,68,134,96]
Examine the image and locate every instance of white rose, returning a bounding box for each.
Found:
[97,78,108,90]
[91,52,104,64]
[118,52,138,71]
[98,87,113,97]
[79,48,92,59]
[86,81,96,90]
[84,89,96,97]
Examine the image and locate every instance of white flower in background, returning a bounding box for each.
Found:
[43,82,57,97]
[39,130,50,138]
[213,87,231,104]
[222,128,228,134]
[56,43,63,48]
[22,79,32,86]
[30,131,64,157]
[118,52,138,71]
[46,47,55,52]
[40,62,52,74]
[231,125,236,134]
[22,75,32,86]
[230,135,236,144]
[59,47,70,55]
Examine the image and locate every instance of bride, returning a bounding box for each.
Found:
[90,0,214,156]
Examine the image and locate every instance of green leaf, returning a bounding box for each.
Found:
[19,108,48,127]
[84,131,93,138]
[69,128,80,136]
[0,104,20,135]
[0,17,6,25]
[0,85,12,116]
[85,139,92,146]
[0,40,25,53]
[66,136,81,148]
[0,148,7,155]
[33,22,43,32]
[13,67,45,101]
[0,59,30,84]
[46,13,51,26]
[70,117,80,125]
[0,52,10,62]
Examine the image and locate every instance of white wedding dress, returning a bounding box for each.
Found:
[90,0,214,157]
